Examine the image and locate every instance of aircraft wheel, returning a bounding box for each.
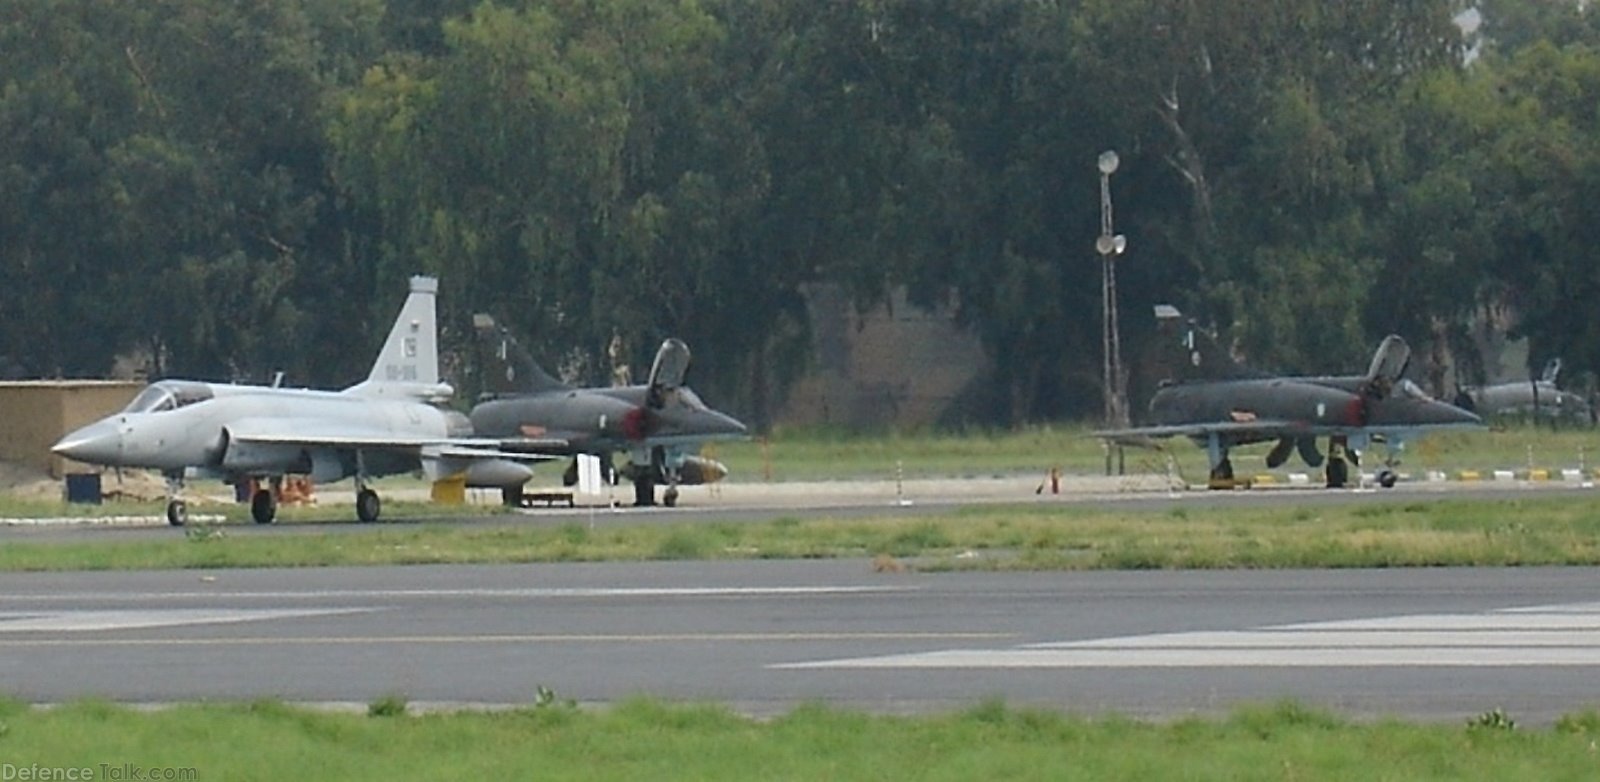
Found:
[166,500,188,527]
[1209,458,1234,482]
[1377,469,1398,489]
[501,485,525,507]
[250,489,277,524]
[356,489,381,523]
[1325,459,1349,489]
[663,487,679,507]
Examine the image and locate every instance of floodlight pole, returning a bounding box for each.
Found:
[1097,151,1129,431]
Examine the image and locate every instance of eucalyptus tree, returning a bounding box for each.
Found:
[1,0,375,384]
[1068,0,1466,375]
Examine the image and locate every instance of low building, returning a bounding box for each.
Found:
[778,284,990,428]
[0,381,144,477]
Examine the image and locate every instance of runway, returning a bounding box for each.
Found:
[2,561,1599,721]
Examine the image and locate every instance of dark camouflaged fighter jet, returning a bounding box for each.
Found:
[468,317,748,507]
[1096,312,1483,489]
[1454,358,1592,425]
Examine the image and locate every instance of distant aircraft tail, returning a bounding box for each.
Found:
[345,275,452,400]
[1541,357,1563,385]
[472,314,568,397]
[1150,306,1266,384]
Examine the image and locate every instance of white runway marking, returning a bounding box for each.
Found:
[0,608,370,632]
[0,631,1015,648]
[0,586,909,602]
[775,601,1600,670]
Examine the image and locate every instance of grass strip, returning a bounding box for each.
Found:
[0,697,1595,781]
[4,495,1600,572]
[712,423,1600,481]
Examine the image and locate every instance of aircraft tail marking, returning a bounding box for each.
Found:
[346,275,449,399]
[472,314,568,396]
[1152,307,1267,384]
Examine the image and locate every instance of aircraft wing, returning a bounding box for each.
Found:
[462,436,579,455]
[1093,418,1478,447]
[1092,420,1309,443]
[226,419,559,461]
[229,419,446,449]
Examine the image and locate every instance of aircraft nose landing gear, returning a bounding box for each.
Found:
[163,472,189,526]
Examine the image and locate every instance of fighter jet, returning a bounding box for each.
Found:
[468,316,748,507]
[1454,358,1592,424]
[52,276,548,525]
[1095,311,1483,489]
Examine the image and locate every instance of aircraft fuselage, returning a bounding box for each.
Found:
[56,385,468,481]
[470,386,747,454]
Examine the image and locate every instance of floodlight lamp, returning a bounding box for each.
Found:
[1097,150,1119,175]
[1113,235,1127,254]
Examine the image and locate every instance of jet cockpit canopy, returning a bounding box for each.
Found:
[123,380,215,414]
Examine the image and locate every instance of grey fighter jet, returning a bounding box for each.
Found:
[1096,313,1483,488]
[53,277,549,525]
[1454,358,1592,424]
[469,317,748,507]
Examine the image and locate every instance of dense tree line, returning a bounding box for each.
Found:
[4,0,1598,426]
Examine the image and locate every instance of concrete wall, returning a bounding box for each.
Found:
[0,381,143,477]
[776,284,989,428]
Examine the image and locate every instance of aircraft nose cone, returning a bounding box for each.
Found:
[710,410,748,438]
[1429,399,1483,427]
[52,419,123,465]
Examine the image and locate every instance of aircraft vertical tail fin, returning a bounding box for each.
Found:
[1541,357,1563,385]
[1151,306,1267,383]
[472,314,568,397]
[345,275,451,400]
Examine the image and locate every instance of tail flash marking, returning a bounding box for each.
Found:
[346,275,448,400]
[365,275,439,387]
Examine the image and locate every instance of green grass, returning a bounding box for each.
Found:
[708,422,1600,483]
[0,697,1597,781]
[8,495,1600,572]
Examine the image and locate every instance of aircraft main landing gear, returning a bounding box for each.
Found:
[356,488,381,523]
[1325,437,1350,489]
[1207,456,1235,489]
[632,473,656,507]
[251,486,278,524]
[353,452,381,523]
